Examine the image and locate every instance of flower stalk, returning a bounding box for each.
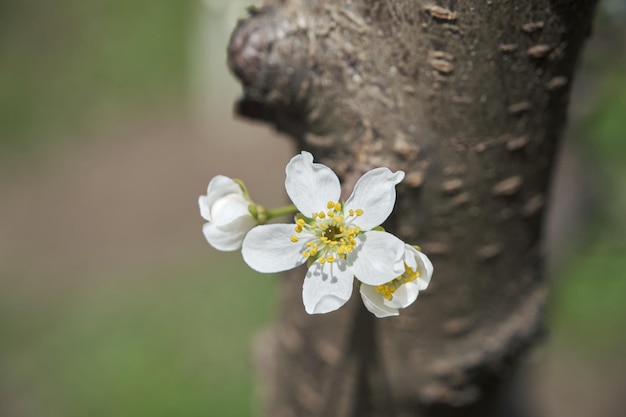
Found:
[266,204,298,220]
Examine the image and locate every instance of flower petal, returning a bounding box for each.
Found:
[210,194,252,227]
[384,280,420,309]
[206,175,243,209]
[198,195,211,221]
[359,284,399,318]
[345,168,405,230]
[202,214,256,251]
[200,176,244,222]
[348,231,405,285]
[285,151,341,217]
[404,245,418,270]
[415,250,434,291]
[242,224,308,273]
[303,260,354,314]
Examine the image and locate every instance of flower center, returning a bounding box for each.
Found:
[291,200,363,264]
[375,263,421,300]
[322,225,341,241]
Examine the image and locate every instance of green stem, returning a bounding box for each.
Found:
[266,204,298,220]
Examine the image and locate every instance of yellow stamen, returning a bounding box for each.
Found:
[375,284,395,300]
[375,264,421,300]
[292,200,364,262]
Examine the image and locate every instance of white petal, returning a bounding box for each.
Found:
[285,151,341,217]
[384,280,420,309]
[242,224,308,273]
[348,231,405,285]
[345,168,405,230]
[415,250,434,291]
[359,284,399,318]
[200,176,244,222]
[210,194,252,227]
[202,214,255,251]
[198,195,211,221]
[303,261,354,314]
[404,244,418,270]
[206,175,243,207]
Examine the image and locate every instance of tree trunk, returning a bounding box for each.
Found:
[227,1,597,416]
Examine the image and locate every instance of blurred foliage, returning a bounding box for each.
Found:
[0,255,276,417]
[553,241,626,356]
[583,69,626,164]
[549,9,626,357]
[0,0,191,150]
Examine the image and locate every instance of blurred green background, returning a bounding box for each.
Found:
[0,1,624,416]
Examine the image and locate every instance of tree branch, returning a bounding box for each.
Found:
[231,1,597,416]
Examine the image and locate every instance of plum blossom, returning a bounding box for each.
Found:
[359,244,433,318]
[242,151,406,314]
[198,175,257,251]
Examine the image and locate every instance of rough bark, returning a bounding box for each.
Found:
[228,1,597,416]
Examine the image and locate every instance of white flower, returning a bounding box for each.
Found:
[359,244,433,318]
[198,175,257,251]
[242,151,406,314]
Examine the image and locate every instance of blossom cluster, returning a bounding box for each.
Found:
[198,151,433,317]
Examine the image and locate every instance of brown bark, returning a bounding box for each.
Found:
[228,1,597,416]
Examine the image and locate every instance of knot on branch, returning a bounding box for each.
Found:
[226,2,432,180]
[228,3,411,134]
[228,5,330,136]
